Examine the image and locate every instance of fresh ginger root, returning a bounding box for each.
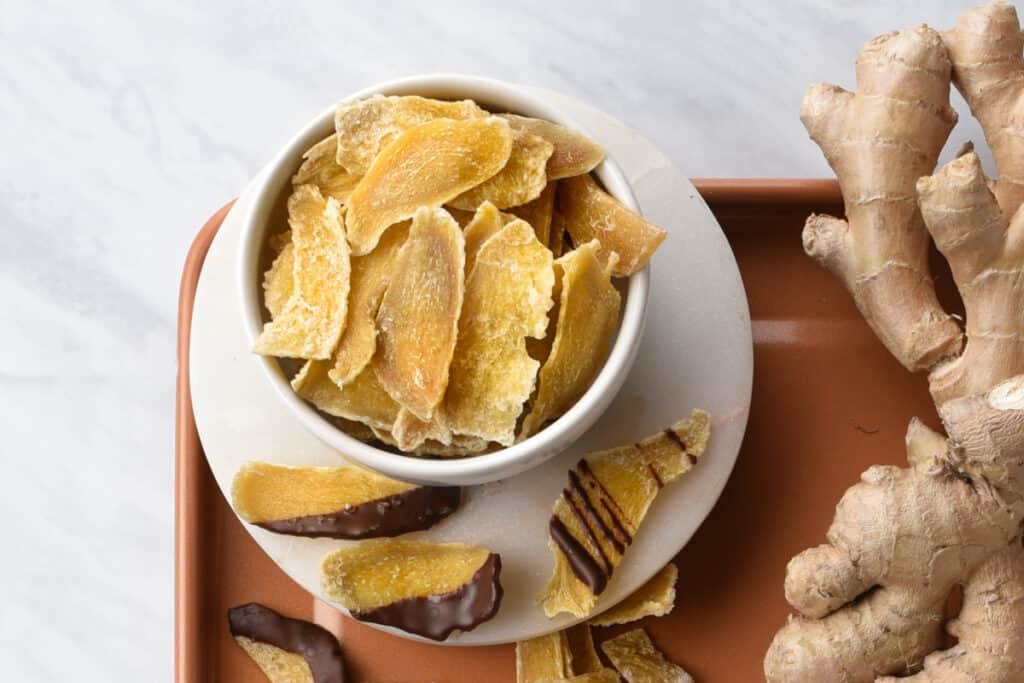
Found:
[945,1,1024,219]
[765,5,1024,681]
[801,25,962,372]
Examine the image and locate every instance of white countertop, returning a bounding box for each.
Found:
[1,0,993,679]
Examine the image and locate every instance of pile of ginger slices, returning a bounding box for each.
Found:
[253,93,668,458]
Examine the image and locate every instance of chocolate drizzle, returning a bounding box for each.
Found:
[228,603,345,683]
[550,515,608,594]
[352,553,503,641]
[257,486,460,539]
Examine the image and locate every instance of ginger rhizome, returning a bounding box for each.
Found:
[765,4,1024,681]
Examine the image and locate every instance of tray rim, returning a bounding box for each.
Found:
[173,179,838,682]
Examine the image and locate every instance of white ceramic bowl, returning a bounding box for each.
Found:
[239,74,649,486]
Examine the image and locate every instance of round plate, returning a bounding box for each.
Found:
[189,87,753,646]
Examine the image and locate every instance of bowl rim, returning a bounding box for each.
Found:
[238,74,650,484]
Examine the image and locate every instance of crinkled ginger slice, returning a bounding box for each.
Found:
[329,221,409,387]
[392,407,453,452]
[590,563,677,627]
[373,207,464,419]
[371,425,489,458]
[292,134,360,203]
[559,174,666,277]
[334,94,486,176]
[450,127,554,210]
[500,114,605,180]
[602,628,694,683]
[320,538,502,640]
[263,239,294,320]
[442,219,555,445]
[541,410,711,618]
[292,360,398,431]
[345,116,512,255]
[520,241,620,438]
[463,201,516,277]
[253,185,351,359]
[511,180,557,247]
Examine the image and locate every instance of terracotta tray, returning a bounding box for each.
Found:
[175,179,953,682]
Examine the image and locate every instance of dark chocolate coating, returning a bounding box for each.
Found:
[257,486,460,539]
[353,553,503,641]
[228,602,345,683]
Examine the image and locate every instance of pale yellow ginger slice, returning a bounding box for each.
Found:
[516,631,573,683]
[463,201,515,277]
[333,94,486,176]
[590,563,678,627]
[541,411,711,618]
[292,360,398,431]
[320,539,502,640]
[292,134,360,203]
[371,425,489,458]
[450,127,554,209]
[500,114,605,180]
[565,624,603,675]
[511,181,557,247]
[253,185,350,359]
[442,220,555,445]
[602,629,694,683]
[372,207,464,420]
[234,637,314,683]
[520,241,620,438]
[558,174,666,277]
[392,407,453,452]
[345,117,512,255]
[263,240,294,319]
[538,671,620,683]
[329,221,409,387]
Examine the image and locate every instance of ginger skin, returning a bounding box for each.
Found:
[765,5,1024,681]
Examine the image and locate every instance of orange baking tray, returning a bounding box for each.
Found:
[176,179,958,682]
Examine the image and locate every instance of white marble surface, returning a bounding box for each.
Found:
[0,0,996,679]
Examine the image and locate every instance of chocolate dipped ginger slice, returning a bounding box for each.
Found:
[231,462,459,539]
[541,410,710,618]
[229,602,345,683]
[321,539,502,640]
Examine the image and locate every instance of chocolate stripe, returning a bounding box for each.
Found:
[568,468,623,558]
[229,603,345,683]
[663,428,687,451]
[257,486,460,539]
[353,553,503,641]
[647,463,664,488]
[550,515,609,595]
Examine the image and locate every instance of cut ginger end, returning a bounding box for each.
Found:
[541,411,710,618]
[558,174,667,277]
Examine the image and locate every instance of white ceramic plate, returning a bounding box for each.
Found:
[189,86,753,645]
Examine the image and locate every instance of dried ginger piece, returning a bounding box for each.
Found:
[463,201,515,277]
[292,134,360,203]
[233,637,315,683]
[442,219,554,445]
[329,221,409,387]
[559,174,666,277]
[590,563,678,627]
[292,360,398,431]
[516,631,573,683]
[334,94,486,176]
[501,114,605,180]
[371,425,489,458]
[392,407,452,451]
[229,603,344,683]
[601,628,694,683]
[253,185,350,359]
[541,411,711,617]
[263,239,294,319]
[565,624,604,675]
[345,117,513,255]
[373,207,465,419]
[449,127,554,209]
[511,181,557,247]
[521,241,621,438]
[539,672,620,683]
[321,539,502,640]
[231,461,458,539]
